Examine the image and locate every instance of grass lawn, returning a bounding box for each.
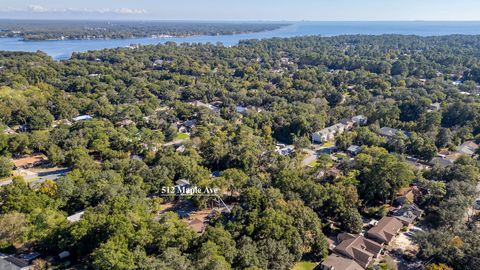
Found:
[292,261,318,270]
[334,153,348,159]
[25,177,40,183]
[321,141,335,147]
[175,132,190,140]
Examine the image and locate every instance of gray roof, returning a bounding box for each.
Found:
[352,115,368,124]
[0,257,31,270]
[322,254,364,270]
[456,141,478,156]
[430,157,454,167]
[175,179,190,186]
[392,204,423,225]
[347,145,362,153]
[378,127,408,138]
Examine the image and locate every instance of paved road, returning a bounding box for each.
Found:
[302,149,318,166]
[0,168,69,186]
[162,139,187,147]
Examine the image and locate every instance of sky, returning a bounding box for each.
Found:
[1,0,480,21]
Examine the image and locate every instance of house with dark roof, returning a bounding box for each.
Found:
[378,127,408,140]
[347,145,362,156]
[391,204,424,225]
[429,157,455,167]
[333,233,383,268]
[320,254,364,270]
[366,216,403,244]
[0,256,33,270]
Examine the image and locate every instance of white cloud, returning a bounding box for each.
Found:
[28,5,49,13]
[112,8,146,15]
[0,5,146,15]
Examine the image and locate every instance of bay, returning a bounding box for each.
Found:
[1,21,480,60]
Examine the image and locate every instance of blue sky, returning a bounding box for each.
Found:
[1,0,480,21]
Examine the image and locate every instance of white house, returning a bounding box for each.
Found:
[352,115,368,125]
[72,115,93,122]
[312,115,367,144]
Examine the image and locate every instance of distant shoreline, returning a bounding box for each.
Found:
[0,20,289,41]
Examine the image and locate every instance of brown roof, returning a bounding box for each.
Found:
[12,154,48,168]
[396,186,421,205]
[366,217,403,244]
[321,254,364,270]
[334,234,383,268]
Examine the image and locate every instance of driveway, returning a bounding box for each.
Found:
[302,148,318,166]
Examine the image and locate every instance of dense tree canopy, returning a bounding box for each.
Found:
[1,34,480,269]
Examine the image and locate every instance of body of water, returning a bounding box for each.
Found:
[1,21,480,60]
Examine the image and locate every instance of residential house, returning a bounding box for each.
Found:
[277,146,294,156]
[347,145,362,156]
[352,115,368,125]
[429,102,441,112]
[67,211,85,223]
[312,124,346,143]
[429,157,455,167]
[320,254,364,270]
[0,257,33,270]
[72,115,93,122]
[378,127,408,140]
[392,204,424,225]
[176,145,186,153]
[280,57,291,65]
[456,141,479,156]
[312,128,336,143]
[366,216,403,244]
[453,80,463,86]
[189,100,220,113]
[333,233,383,268]
[340,118,355,129]
[153,59,164,67]
[395,186,421,206]
[178,119,197,133]
[312,116,367,144]
[175,179,190,194]
[235,106,247,114]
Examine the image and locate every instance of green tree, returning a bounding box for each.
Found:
[0,212,30,247]
[0,156,13,178]
[92,236,135,270]
[195,241,232,270]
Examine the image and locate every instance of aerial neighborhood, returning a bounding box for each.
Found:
[1,18,480,270]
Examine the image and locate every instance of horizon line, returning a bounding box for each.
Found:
[1,18,480,23]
